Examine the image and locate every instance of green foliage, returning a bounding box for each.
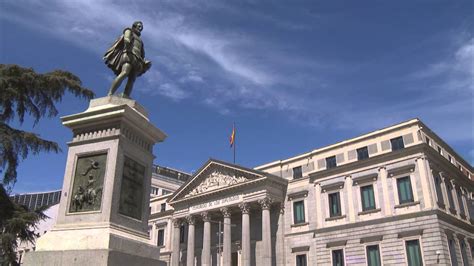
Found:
[0,64,94,187]
[0,185,49,265]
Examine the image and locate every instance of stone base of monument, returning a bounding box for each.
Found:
[24,232,166,266]
[24,96,166,266]
[23,231,164,266]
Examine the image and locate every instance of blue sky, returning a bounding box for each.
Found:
[1,0,472,193]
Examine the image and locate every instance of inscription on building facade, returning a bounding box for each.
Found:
[119,156,145,220]
[189,195,242,213]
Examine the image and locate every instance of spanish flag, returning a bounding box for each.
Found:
[229,124,236,148]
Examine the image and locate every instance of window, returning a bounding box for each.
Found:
[157,229,164,246]
[160,203,166,212]
[457,188,465,216]
[446,183,456,211]
[434,176,444,206]
[293,166,303,179]
[293,201,305,224]
[332,249,344,266]
[390,136,405,151]
[329,192,341,217]
[162,189,171,195]
[448,155,452,163]
[151,187,159,195]
[425,137,430,146]
[405,239,423,266]
[397,176,414,204]
[326,156,337,169]
[357,147,369,160]
[360,185,376,211]
[460,241,469,266]
[437,146,442,155]
[296,254,307,266]
[448,238,458,266]
[179,225,185,243]
[366,245,381,266]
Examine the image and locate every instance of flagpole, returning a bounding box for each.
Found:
[233,122,236,164]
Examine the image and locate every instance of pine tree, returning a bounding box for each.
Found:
[0,64,94,188]
[0,185,49,265]
[0,64,94,264]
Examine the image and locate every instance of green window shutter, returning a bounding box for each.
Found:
[329,192,341,217]
[293,201,305,224]
[296,254,307,266]
[366,245,381,266]
[406,240,423,266]
[332,249,344,266]
[397,177,414,204]
[361,185,375,211]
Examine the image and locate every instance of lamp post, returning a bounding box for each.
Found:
[210,219,236,266]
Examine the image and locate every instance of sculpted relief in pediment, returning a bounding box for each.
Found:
[186,170,248,197]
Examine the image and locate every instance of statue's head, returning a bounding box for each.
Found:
[132,21,143,32]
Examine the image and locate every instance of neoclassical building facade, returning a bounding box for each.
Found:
[149,119,474,266]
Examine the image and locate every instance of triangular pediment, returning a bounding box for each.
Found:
[169,159,268,203]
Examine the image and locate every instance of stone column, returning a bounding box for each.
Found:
[379,166,391,215]
[275,203,285,266]
[201,212,211,266]
[259,197,273,266]
[345,175,356,222]
[172,219,182,266]
[315,183,323,228]
[186,215,196,266]
[416,156,433,209]
[221,207,232,266]
[239,203,251,266]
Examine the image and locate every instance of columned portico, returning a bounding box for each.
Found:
[168,160,288,266]
[201,212,211,266]
[259,197,273,266]
[221,207,232,266]
[186,215,196,266]
[172,219,181,266]
[239,203,251,266]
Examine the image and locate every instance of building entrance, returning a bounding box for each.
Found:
[231,252,238,266]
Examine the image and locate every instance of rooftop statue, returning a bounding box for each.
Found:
[104,21,152,98]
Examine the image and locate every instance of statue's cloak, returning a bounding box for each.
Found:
[103,28,149,77]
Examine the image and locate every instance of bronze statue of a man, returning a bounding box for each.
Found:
[104,21,151,98]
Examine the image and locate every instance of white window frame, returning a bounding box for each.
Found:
[356,180,380,213]
[330,247,346,266]
[446,234,458,266]
[364,242,384,266]
[291,198,308,225]
[155,223,167,247]
[294,252,308,266]
[392,173,419,206]
[403,236,425,266]
[327,189,345,218]
[156,227,165,247]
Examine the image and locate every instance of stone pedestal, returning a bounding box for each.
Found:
[24,96,166,266]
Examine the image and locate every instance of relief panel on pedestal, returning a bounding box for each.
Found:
[119,156,146,220]
[69,153,107,213]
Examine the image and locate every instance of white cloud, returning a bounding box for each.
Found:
[2,0,472,147]
[413,38,474,92]
[176,33,273,85]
